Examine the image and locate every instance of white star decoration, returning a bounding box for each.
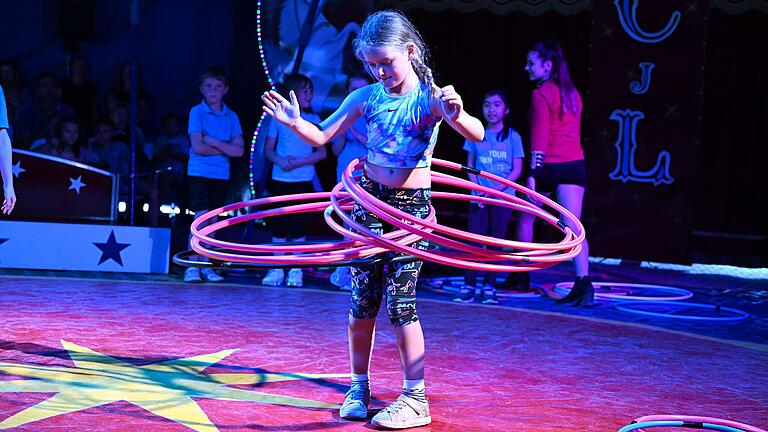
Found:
[68,176,86,194]
[11,161,25,178]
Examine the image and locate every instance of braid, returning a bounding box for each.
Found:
[410,55,434,89]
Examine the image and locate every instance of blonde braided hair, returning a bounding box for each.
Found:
[353,10,436,93]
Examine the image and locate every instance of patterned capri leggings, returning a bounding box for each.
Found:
[349,175,431,327]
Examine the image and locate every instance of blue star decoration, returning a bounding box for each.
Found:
[93,231,130,266]
[68,176,87,194]
[12,161,25,178]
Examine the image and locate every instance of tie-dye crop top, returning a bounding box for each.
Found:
[363,81,442,168]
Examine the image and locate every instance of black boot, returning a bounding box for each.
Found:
[555,277,586,304]
[571,276,595,307]
[499,272,530,292]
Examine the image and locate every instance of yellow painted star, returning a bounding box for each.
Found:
[0,340,344,431]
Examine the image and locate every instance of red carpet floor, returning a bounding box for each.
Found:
[0,276,766,431]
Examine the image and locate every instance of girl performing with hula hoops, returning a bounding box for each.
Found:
[262,9,485,429]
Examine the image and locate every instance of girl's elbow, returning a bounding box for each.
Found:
[467,125,485,142]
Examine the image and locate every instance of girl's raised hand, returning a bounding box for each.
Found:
[262,90,301,126]
[438,85,463,121]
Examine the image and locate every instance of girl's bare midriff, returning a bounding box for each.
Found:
[364,162,431,189]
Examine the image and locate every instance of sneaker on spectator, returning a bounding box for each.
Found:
[286,268,303,287]
[339,382,370,420]
[452,287,475,303]
[453,285,483,303]
[370,393,431,429]
[183,267,202,283]
[261,269,284,286]
[330,267,351,287]
[481,285,499,305]
[201,268,224,283]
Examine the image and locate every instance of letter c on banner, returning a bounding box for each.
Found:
[614,0,681,44]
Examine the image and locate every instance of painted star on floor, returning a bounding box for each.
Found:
[0,340,343,431]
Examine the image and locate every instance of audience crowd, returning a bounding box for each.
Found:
[1,58,188,225]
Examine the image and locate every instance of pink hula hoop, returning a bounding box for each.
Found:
[635,415,766,432]
[325,161,579,270]
[189,157,585,271]
[190,193,433,264]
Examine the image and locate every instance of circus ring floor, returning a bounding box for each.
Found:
[0,261,766,431]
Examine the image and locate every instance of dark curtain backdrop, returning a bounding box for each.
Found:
[693,8,768,266]
[586,1,708,264]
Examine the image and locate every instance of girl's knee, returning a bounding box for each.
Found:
[389,309,419,327]
[349,270,383,321]
[386,293,418,326]
[350,305,379,321]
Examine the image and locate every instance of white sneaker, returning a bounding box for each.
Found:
[330,267,350,287]
[201,268,224,283]
[370,394,431,429]
[286,268,303,287]
[183,267,202,283]
[339,382,370,420]
[261,269,284,286]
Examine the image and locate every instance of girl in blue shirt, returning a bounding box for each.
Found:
[263,10,484,429]
[454,89,524,304]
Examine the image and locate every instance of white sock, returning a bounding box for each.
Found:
[351,372,370,387]
[403,378,425,392]
[403,378,426,401]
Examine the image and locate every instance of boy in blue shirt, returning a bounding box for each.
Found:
[184,67,244,283]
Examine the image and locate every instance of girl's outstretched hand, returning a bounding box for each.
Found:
[438,85,463,122]
[2,186,16,215]
[262,90,301,126]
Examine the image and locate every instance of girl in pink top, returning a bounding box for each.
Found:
[513,39,593,306]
